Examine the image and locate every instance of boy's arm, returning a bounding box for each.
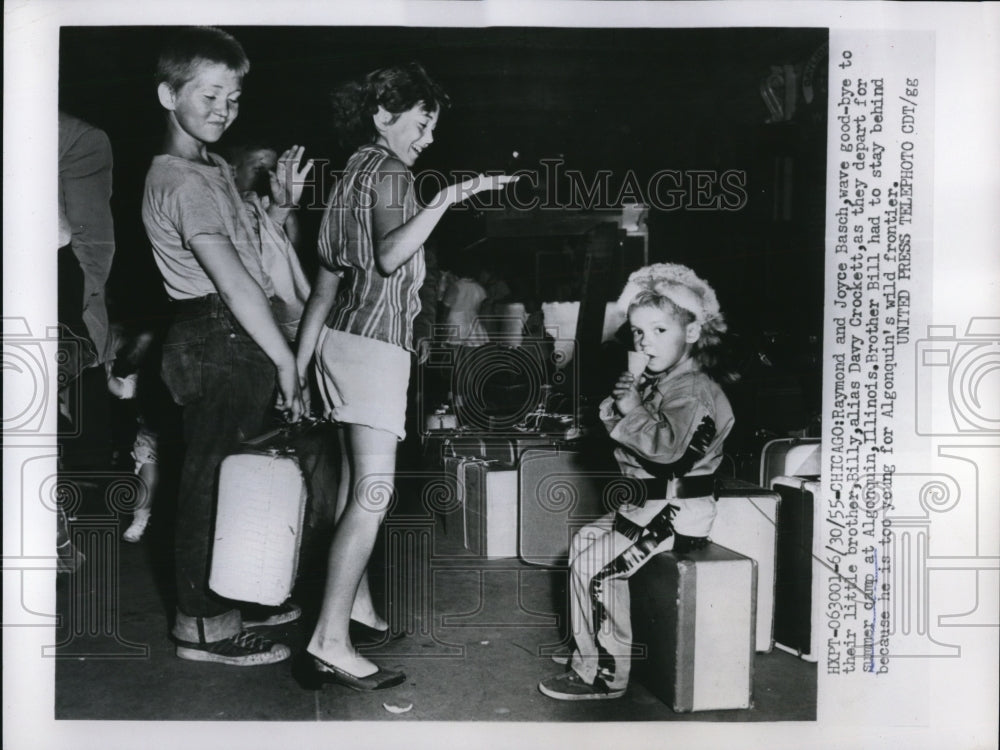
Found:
[188,233,304,420]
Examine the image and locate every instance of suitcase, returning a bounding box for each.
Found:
[425,409,459,431]
[711,478,781,653]
[630,543,756,712]
[427,431,571,469]
[517,448,614,567]
[440,456,518,558]
[769,475,824,661]
[759,437,821,487]
[210,426,309,606]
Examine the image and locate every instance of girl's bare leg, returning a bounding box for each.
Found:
[331,427,388,632]
[307,423,396,676]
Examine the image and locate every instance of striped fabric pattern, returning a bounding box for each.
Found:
[318,144,426,351]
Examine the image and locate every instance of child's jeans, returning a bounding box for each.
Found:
[568,499,713,691]
[160,294,275,642]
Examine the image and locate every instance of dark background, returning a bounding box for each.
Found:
[60,25,828,449]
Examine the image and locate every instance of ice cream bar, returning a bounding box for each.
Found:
[627,351,651,376]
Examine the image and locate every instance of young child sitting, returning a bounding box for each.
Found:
[538,263,735,700]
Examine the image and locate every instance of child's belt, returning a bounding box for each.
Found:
[636,474,716,502]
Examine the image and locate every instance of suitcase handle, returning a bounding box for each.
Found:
[242,415,326,454]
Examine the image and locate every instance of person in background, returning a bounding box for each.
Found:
[229,141,313,342]
[229,141,304,250]
[440,254,489,347]
[59,111,116,370]
[476,262,511,339]
[105,324,160,543]
[58,112,117,468]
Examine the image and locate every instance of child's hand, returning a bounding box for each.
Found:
[275,361,306,422]
[269,145,314,209]
[294,357,313,417]
[441,174,519,206]
[612,372,642,414]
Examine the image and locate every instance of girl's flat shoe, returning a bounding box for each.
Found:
[349,619,405,645]
[292,652,405,692]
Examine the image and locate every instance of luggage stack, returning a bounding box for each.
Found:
[432,432,577,560]
[759,437,821,487]
[517,448,613,566]
[754,437,826,660]
[427,431,569,469]
[710,478,782,653]
[440,455,518,558]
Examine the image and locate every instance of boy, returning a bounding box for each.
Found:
[142,27,305,666]
[229,141,303,250]
[228,140,312,341]
[538,264,734,700]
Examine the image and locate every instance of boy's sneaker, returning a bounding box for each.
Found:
[122,510,151,543]
[242,600,302,628]
[176,630,291,666]
[538,671,625,701]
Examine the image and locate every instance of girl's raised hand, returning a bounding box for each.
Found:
[444,173,519,206]
[270,145,315,208]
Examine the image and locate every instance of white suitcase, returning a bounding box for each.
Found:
[759,437,821,487]
[710,479,781,653]
[209,429,308,606]
[517,448,610,567]
[440,456,517,558]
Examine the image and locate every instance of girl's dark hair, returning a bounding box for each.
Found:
[155,26,250,90]
[330,62,450,149]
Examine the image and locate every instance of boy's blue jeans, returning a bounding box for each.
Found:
[160,294,275,642]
